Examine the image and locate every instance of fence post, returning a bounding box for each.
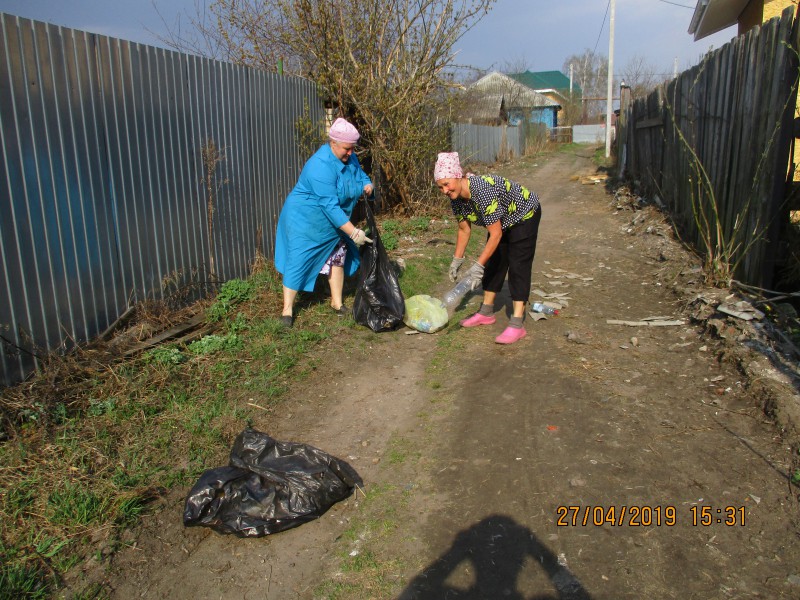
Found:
[618,82,632,178]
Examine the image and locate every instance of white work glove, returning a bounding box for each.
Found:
[464,262,484,291]
[448,256,465,282]
[350,228,373,247]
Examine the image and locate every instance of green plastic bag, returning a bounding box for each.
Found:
[403,295,449,333]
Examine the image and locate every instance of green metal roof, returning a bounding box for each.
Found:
[509,70,581,96]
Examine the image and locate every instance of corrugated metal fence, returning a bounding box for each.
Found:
[451,122,525,164]
[0,13,324,386]
[617,8,798,288]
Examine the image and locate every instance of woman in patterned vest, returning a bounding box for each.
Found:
[434,152,542,344]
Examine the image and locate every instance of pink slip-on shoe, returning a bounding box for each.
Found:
[495,326,527,344]
[460,313,496,327]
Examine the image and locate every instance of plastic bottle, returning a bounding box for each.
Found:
[530,302,559,316]
[443,277,474,310]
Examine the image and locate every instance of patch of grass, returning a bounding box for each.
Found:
[558,142,583,154]
[385,436,420,466]
[0,558,50,600]
[313,580,361,599]
[47,481,109,526]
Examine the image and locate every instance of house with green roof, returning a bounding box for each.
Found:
[509,70,580,119]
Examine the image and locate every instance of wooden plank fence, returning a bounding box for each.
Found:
[617,8,799,288]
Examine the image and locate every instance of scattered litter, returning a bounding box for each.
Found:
[547,425,559,431]
[749,494,761,504]
[557,552,569,567]
[717,301,764,321]
[576,173,608,185]
[669,342,693,351]
[607,319,685,327]
[630,337,639,347]
[565,331,588,344]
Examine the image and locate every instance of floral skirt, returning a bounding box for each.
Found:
[319,240,347,276]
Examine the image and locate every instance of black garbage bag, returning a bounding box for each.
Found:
[183,428,359,537]
[353,200,405,332]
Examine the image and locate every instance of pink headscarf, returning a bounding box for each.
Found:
[434,152,463,181]
[328,118,360,144]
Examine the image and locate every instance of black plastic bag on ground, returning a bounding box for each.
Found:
[353,200,405,332]
[183,428,359,537]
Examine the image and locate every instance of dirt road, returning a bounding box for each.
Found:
[101,149,800,599]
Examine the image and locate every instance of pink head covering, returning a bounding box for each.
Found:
[328,118,360,144]
[434,152,463,181]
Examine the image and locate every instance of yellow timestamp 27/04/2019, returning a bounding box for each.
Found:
[555,505,747,527]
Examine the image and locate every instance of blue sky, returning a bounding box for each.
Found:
[0,0,736,79]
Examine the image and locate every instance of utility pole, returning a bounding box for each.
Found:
[569,63,574,97]
[605,0,616,158]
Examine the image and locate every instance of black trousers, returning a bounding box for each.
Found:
[482,208,542,303]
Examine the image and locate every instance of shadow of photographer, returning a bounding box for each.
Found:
[398,514,592,600]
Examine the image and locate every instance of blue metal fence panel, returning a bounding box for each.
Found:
[0,13,323,386]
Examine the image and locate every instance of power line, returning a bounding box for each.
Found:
[592,0,612,56]
[653,0,694,8]
[579,0,611,91]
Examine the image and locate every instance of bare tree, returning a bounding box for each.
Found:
[620,55,669,98]
[563,49,608,122]
[500,54,533,76]
[164,0,496,214]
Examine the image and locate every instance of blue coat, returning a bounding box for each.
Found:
[275,144,372,292]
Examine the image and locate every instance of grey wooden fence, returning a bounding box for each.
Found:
[0,13,324,386]
[617,8,798,288]
[451,122,525,164]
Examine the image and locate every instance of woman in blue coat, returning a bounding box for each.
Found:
[274,118,373,327]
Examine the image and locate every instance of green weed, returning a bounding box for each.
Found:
[207,278,257,322]
[88,397,117,417]
[143,346,185,366]
[188,333,242,355]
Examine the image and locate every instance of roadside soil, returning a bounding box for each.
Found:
[94,148,800,599]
